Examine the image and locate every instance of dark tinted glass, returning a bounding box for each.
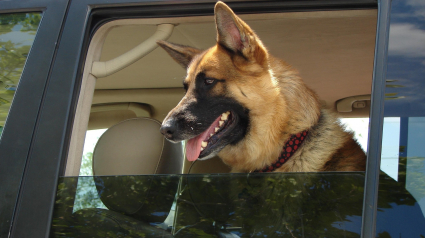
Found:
[51,173,371,237]
[378,0,425,236]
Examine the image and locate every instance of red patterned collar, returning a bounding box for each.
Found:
[254,130,309,173]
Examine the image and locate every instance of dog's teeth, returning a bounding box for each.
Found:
[221,111,231,120]
[215,127,219,132]
[219,121,224,127]
[210,133,214,137]
[201,141,208,148]
[200,147,204,151]
[221,113,228,121]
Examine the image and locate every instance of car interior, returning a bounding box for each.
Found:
[56,8,378,236]
[65,9,377,177]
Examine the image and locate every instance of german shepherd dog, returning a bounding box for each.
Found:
[158,1,366,172]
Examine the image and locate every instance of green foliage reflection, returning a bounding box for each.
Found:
[51,172,425,237]
[0,13,41,131]
[175,173,365,237]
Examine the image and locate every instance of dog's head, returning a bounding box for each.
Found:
[158,2,284,162]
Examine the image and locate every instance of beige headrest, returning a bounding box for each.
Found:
[93,118,166,175]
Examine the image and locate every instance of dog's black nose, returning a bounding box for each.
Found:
[160,121,176,140]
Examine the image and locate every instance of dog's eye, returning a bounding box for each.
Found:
[205,78,215,85]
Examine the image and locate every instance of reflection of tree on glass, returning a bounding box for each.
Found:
[0,13,41,134]
[50,173,425,237]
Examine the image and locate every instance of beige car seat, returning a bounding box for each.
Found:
[72,117,183,236]
[93,117,183,175]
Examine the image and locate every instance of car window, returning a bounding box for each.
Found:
[67,9,377,176]
[0,13,41,139]
[377,0,425,236]
[50,5,381,236]
[52,173,367,237]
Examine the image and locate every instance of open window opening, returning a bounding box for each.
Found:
[53,6,382,238]
[67,9,377,177]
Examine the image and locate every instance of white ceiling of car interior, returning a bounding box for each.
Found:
[96,9,377,110]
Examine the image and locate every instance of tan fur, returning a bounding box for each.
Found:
[159,1,366,172]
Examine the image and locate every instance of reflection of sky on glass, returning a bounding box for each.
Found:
[379,0,425,235]
[383,0,425,180]
[407,117,425,157]
[381,118,400,180]
[0,31,36,46]
[340,118,401,181]
[388,24,425,57]
[0,23,37,46]
[388,0,425,58]
[376,202,425,237]
[382,0,425,179]
[384,0,425,117]
[406,117,425,217]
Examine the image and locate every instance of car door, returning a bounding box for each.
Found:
[4,0,399,237]
[0,0,69,237]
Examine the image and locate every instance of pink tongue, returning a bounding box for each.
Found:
[186,115,222,161]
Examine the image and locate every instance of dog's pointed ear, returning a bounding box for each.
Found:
[157,40,201,68]
[214,1,267,63]
[215,2,244,52]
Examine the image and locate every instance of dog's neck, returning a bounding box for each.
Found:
[253,130,309,173]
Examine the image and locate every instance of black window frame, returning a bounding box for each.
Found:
[0,0,70,237]
[3,0,391,237]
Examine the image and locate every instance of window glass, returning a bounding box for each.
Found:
[52,173,366,237]
[378,0,425,236]
[0,13,41,138]
[380,117,400,180]
[74,129,108,213]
